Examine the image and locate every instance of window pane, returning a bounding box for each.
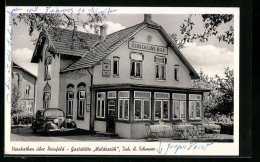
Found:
[135,91,151,98]
[196,101,201,118]
[130,62,135,76]
[135,100,141,119]
[97,100,100,117]
[119,100,123,119]
[161,65,165,79]
[136,62,141,77]
[155,100,161,119]
[143,100,150,119]
[124,100,129,119]
[155,92,170,99]
[118,91,129,98]
[174,68,178,80]
[189,101,195,119]
[108,91,116,98]
[163,101,169,119]
[131,53,143,60]
[173,100,180,119]
[180,101,186,119]
[155,65,159,79]
[101,100,105,117]
[113,60,118,75]
[155,56,165,63]
[172,93,186,100]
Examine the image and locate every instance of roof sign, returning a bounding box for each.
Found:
[128,41,168,55]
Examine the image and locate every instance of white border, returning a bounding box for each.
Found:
[5,6,239,156]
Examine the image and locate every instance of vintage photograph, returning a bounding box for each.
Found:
[5,7,239,155]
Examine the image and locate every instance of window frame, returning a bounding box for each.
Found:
[113,57,120,77]
[155,56,166,81]
[25,85,30,95]
[189,94,202,119]
[130,60,143,78]
[118,98,129,120]
[172,93,186,120]
[96,92,106,119]
[44,57,52,80]
[174,65,179,82]
[77,90,85,119]
[43,92,51,109]
[134,91,151,121]
[154,99,170,121]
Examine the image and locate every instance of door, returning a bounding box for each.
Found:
[106,99,116,133]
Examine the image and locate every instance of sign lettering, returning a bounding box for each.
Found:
[129,41,168,55]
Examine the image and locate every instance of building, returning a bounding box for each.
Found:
[31,14,209,138]
[12,62,37,116]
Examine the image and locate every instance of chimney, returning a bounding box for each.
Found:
[144,14,152,22]
[100,25,107,39]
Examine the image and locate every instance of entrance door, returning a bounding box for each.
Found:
[106,99,116,133]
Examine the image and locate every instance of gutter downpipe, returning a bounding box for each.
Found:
[86,67,94,134]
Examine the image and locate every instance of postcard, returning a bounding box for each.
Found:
[5,6,239,156]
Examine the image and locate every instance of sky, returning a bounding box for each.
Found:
[12,14,234,78]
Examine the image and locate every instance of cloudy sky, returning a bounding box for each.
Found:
[12,14,234,78]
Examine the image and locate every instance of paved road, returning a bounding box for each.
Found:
[10,127,233,142]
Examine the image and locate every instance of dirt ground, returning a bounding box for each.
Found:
[10,126,234,142]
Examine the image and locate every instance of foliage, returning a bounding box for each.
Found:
[11,84,23,116]
[12,13,107,48]
[170,14,234,48]
[192,68,234,119]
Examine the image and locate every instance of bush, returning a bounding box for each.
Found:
[12,116,35,125]
[215,123,233,135]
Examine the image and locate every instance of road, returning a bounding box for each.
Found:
[10,126,145,142]
[10,126,233,142]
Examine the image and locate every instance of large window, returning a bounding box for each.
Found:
[113,56,119,77]
[154,92,170,120]
[118,91,129,120]
[96,92,106,118]
[66,91,74,117]
[130,53,143,78]
[189,94,202,119]
[134,91,151,120]
[173,93,186,120]
[44,57,52,80]
[77,83,86,120]
[155,56,166,80]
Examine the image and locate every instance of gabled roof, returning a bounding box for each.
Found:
[31,17,199,79]
[12,62,37,79]
[61,23,147,72]
[61,20,199,79]
[31,28,100,62]
[46,28,99,56]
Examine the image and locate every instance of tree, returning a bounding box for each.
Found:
[192,68,234,119]
[170,14,234,49]
[12,13,107,48]
[215,67,234,119]
[11,84,22,116]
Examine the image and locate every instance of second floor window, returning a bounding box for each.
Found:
[155,56,166,80]
[174,65,179,81]
[113,56,120,77]
[45,57,52,80]
[130,53,143,78]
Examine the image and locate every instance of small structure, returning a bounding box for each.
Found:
[31,14,209,138]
